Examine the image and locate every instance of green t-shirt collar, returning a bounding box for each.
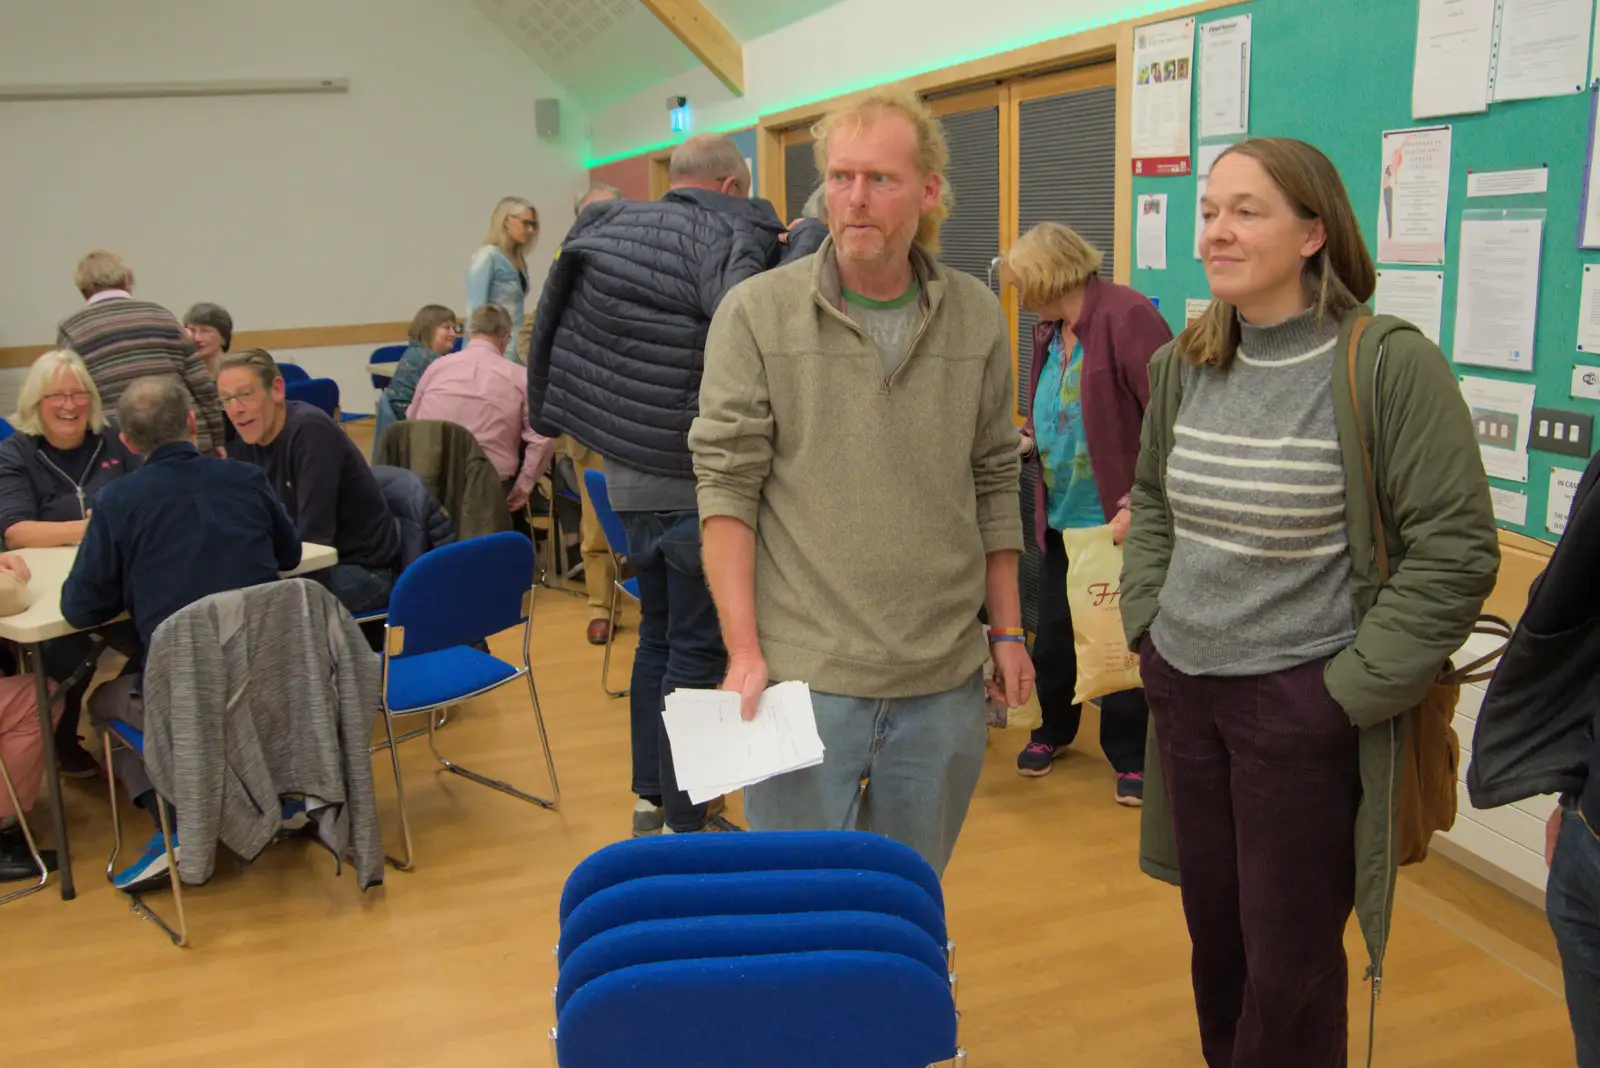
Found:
[841,279,921,310]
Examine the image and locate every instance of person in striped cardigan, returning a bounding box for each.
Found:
[56,251,226,455]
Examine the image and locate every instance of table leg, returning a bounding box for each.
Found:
[30,642,73,900]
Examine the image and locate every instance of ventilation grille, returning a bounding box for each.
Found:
[1016,84,1116,417]
[474,0,636,65]
[938,107,1000,286]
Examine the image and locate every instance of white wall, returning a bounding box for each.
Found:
[589,0,1195,161]
[0,0,588,383]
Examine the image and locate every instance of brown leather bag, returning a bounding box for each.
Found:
[1345,318,1510,865]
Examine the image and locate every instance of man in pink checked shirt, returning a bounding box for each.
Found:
[409,304,555,520]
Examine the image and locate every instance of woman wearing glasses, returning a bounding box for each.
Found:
[466,197,540,362]
[0,349,139,776]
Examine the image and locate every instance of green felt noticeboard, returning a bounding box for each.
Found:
[1128,0,1599,544]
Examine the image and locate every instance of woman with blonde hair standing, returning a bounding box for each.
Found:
[1002,222,1171,803]
[1123,138,1497,1065]
[466,197,539,361]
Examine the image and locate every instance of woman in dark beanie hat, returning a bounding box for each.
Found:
[183,302,234,376]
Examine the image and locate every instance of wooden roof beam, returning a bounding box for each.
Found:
[638,0,744,96]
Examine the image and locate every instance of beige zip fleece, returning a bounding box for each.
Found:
[690,238,1023,699]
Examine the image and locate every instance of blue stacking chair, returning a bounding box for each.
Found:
[560,831,943,926]
[557,869,947,968]
[368,343,408,390]
[286,377,339,418]
[0,417,15,443]
[581,470,637,698]
[555,951,962,1068]
[101,722,187,945]
[277,362,311,383]
[373,532,559,870]
[557,911,951,1015]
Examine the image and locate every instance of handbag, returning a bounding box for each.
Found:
[1346,317,1510,865]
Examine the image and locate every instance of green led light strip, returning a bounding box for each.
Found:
[584,0,1199,168]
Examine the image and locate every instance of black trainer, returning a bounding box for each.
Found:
[1017,740,1065,777]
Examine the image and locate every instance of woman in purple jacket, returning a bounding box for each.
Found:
[1003,223,1173,804]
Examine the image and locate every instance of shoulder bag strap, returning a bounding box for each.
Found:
[1345,315,1387,582]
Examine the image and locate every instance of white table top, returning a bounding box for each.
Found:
[370,362,398,377]
[0,542,338,644]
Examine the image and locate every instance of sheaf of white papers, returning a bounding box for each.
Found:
[662,681,825,805]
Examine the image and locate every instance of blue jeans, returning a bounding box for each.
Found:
[624,510,727,833]
[744,672,987,876]
[1549,807,1600,1068]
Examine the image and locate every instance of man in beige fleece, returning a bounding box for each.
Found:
[690,88,1031,875]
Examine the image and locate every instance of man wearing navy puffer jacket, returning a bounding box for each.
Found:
[528,134,800,838]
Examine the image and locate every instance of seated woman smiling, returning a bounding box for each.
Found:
[0,349,139,777]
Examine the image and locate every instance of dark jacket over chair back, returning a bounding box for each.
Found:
[373,420,509,541]
[372,464,456,570]
[527,188,788,476]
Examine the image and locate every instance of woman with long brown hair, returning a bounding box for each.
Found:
[1122,138,1498,1065]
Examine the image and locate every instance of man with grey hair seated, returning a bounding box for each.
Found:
[64,375,301,892]
[528,132,795,836]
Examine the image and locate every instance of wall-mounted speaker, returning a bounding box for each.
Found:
[536,98,560,138]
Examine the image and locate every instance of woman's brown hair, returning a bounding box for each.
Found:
[408,304,458,346]
[1179,138,1375,368]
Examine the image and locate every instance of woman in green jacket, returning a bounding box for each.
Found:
[1120,138,1498,1067]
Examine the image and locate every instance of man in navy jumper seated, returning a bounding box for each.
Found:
[217,347,400,618]
[64,375,301,891]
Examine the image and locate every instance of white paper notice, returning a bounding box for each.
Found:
[1412,0,1497,118]
[1185,298,1211,325]
[1198,15,1251,139]
[1494,0,1594,102]
[1453,216,1544,371]
[1577,265,1600,351]
[1138,193,1169,269]
[661,681,825,804]
[1461,376,1537,482]
[1490,487,1530,525]
[1548,466,1584,534]
[1378,126,1452,264]
[1132,17,1196,176]
[1193,143,1234,258]
[1584,107,1600,247]
[1374,270,1447,344]
[1466,167,1551,197]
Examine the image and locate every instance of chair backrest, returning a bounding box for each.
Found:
[278,362,311,383]
[556,951,958,1068]
[559,830,943,926]
[0,417,14,443]
[286,377,339,417]
[370,343,409,364]
[558,869,946,967]
[556,910,948,1014]
[372,419,513,542]
[385,531,532,657]
[581,469,630,558]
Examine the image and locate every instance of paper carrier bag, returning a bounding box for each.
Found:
[1060,525,1141,704]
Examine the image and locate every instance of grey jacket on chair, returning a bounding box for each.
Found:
[143,578,384,888]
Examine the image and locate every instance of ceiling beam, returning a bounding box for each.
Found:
[637,0,744,96]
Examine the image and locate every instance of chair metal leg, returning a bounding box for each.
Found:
[378,706,414,871]
[548,1027,559,1068]
[600,579,629,699]
[0,748,49,906]
[424,672,560,810]
[104,733,187,946]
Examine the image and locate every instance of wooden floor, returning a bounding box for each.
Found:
[2,589,1575,1067]
[3,421,1575,1066]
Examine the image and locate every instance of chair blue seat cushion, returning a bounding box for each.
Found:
[620,577,639,600]
[385,645,517,713]
[108,721,144,753]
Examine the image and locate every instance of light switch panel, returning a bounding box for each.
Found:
[1531,406,1595,458]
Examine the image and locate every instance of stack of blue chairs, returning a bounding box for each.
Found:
[551,831,965,1068]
